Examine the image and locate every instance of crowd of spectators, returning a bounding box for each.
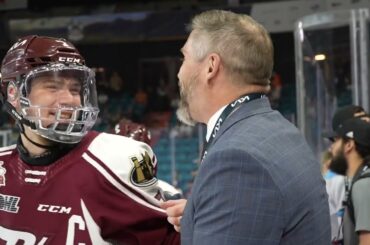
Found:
[93,70,178,132]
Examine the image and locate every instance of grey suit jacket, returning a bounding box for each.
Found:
[181,97,331,245]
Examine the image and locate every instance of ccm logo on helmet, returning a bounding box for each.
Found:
[58,57,81,64]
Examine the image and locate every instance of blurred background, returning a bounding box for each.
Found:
[0,0,369,196]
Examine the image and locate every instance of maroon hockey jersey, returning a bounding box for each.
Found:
[0,131,179,244]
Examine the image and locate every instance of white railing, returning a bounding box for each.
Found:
[0,129,13,147]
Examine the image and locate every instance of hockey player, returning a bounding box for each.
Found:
[0,35,180,244]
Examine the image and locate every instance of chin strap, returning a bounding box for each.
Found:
[21,131,58,150]
[0,92,56,150]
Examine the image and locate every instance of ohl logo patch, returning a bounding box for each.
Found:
[0,161,6,187]
[130,152,157,187]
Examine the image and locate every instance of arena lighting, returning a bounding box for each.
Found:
[314,54,326,61]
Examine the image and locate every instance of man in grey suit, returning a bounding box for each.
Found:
[162,9,331,244]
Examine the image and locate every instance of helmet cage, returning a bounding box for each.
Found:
[18,63,99,144]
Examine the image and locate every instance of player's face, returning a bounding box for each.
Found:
[27,75,82,128]
[177,34,203,126]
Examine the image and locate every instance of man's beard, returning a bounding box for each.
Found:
[176,73,198,126]
[176,100,196,126]
[329,148,348,176]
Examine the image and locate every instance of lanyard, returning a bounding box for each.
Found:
[200,93,265,163]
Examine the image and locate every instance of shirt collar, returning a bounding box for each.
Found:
[206,105,227,142]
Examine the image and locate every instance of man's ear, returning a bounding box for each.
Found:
[206,53,221,81]
[344,139,355,154]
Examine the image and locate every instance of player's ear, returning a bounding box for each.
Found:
[6,82,20,108]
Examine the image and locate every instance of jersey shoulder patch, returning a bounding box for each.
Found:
[87,133,157,188]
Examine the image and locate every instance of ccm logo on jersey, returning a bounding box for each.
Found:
[0,193,20,213]
[58,57,81,63]
[37,204,72,214]
[0,161,6,187]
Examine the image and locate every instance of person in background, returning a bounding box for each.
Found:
[162,9,330,245]
[321,150,334,178]
[113,118,152,145]
[0,35,179,244]
[323,105,369,243]
[268,71,282,109]
[328,117,370,245]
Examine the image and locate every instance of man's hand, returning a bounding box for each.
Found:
[160,199,187,232]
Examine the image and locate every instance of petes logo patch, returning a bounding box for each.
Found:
[130,152,157,187]
[0,161,6,187]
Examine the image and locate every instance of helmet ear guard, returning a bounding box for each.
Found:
[0,81,37,134]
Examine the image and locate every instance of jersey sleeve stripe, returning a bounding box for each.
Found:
[0,151,13,156]
[0,144,16,153]
[82,152,166,213]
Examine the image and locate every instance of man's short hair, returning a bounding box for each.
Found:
[189,10,273,86]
